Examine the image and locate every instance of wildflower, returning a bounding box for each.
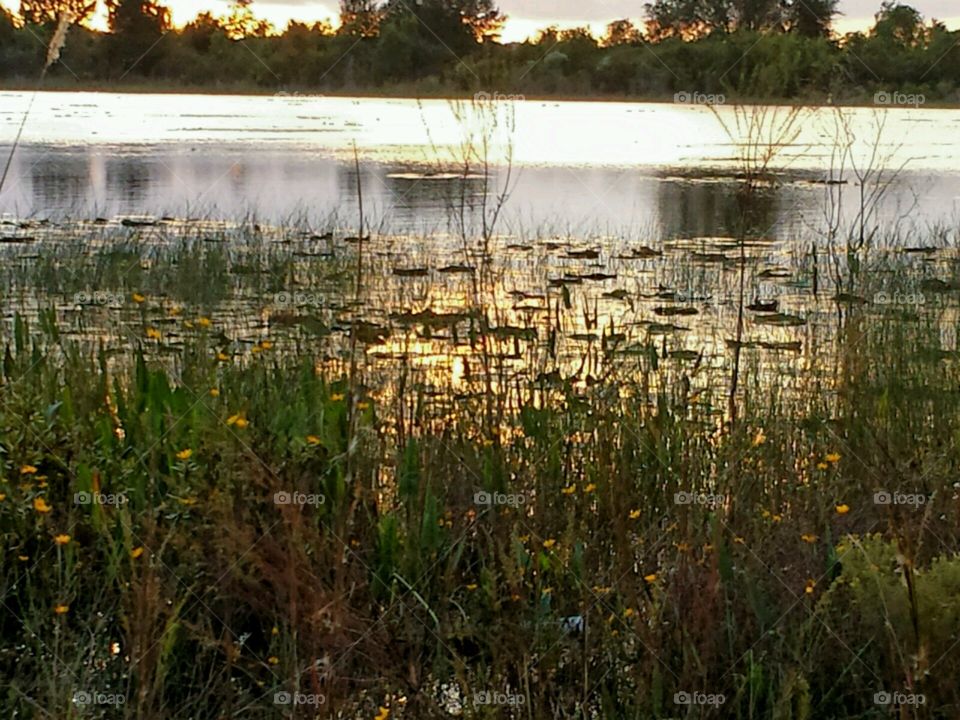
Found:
[0,493,5,501]
[197,317,212,328]
[54,534,71,545]
[251,346,262,354]
[209,388,220,398]
[184,320,194,329]
[357,401,370,411]
[374,707,390,720]
[217,352,230,362]
[259,340,273,350]
[130,547,144,559]
[643,573,657,583]
[176,449,193,461]
[753,429,766,446]
[20,465,38,475]
[17,555,28,562]
[178,497,198,506]
[271,626,279,636]
[542,538,556,550]
[805,579,816,595]
[132,292,146,303]
[466,583,478,591]
[267,656,279,665]
[306,435,322,446]
[816,462,828,470]
[825,453,841,464]
[33,497,52,514]
[628,508,641,519]
[801,533,818,544]
[331,393,345,402]
[146,327,161,340]
[623,607,635,618]
[517,534,530,543]
[836,503,850,515]
[583,483,597,493]
[169,305,182,316]
[54,604,69,615]
[227,414,248,429]
[675,542,690,552]
[561,484,576,495]
[734,536,746,545]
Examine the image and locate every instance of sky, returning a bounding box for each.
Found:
[2,0,958,40]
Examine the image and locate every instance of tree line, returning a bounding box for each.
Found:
[0,0,957,101]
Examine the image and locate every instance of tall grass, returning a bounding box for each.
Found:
[1,222,959,717]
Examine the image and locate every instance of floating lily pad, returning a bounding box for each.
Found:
[753,312,805,327]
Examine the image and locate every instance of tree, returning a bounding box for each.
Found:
[783,0,839,38]
[339,0,382,37]
[18,0,96,25]
[871,2,926,47]
[602,19,644,46]
[222,0,272,39]
[105,0,172,74]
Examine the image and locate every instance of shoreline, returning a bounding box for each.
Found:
[1,81,958,109]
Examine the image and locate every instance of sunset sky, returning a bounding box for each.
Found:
[2,0,958,40]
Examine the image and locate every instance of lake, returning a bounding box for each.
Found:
[2,91,959,236]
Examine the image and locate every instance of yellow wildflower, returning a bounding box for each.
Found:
[331,393,345,402]
[176,449,193,461]
[234,417,249,429]
[374,707,390,720]
[466,583,478,591]
[33,497,52,514]
[132,292,146,303]
[801,533,818,544]
[583,483,597,493]
[623,607,635,618]
[54,604,69,615]
[825,453,841,464]
[753,429,766,446]
[0,493,5,501]
[561,484,577,495]
[629,508,641,519]
[259,340,273,350]
[805,579,816,595]
[643,573,657,583]
[816,462,828,470]
[271,626,279,636]
[306,435,322,446]
[217,352,230,362]
[21,465,38,475]
[267,656,279,665]
[130,547,144,559]
[542,538,557,550]
[54,534,71,545]
[146,327,161,340]
[197,317,212,328]
[209,388,220,398]
[836,503,850,515]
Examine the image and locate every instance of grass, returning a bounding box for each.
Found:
[1,223,960,718]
